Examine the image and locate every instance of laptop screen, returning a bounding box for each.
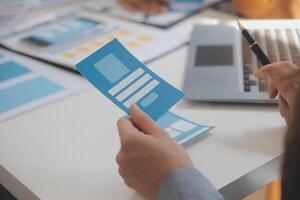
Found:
[195,45,234,67]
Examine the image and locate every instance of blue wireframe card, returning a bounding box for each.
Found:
[157,112,214,144]
[76,39,184,120]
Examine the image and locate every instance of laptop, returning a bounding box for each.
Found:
[184,20,300,104]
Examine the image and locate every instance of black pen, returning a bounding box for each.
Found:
[237,21,289,106]
[237,21,271,66]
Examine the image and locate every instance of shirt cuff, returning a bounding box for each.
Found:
[158,168,224,200]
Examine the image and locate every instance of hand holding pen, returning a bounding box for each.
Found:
[119,0,170,13]
[238,21,300,122]
[254,62,300,122]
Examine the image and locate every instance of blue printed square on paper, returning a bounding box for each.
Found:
[0,61,31,82]
[76,39,184,120]
[0,76,64,113]
[29,17,99,45]
[95,53,130,83]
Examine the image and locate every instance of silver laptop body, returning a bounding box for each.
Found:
[184,22,300,103]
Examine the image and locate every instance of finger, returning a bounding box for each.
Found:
[268,82,278,99]
[138,0,169,13]
[119,0,136,10]
[118,167,126,178]
[253,64,278,78]
[129,104,164,137]
[279,95,290,120]
[143,1,167,13]
[159,0,170,3]
[118,168,136,189]
[121,0,144,11]
[116,150,124,165]
[143,4,164,13]
[123,178,136,190]
[146,0,170,4]
[117,117,140,141]
[280,81,299,110]
[130,0,148,11]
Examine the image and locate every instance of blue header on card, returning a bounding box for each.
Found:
[76,39,184,120]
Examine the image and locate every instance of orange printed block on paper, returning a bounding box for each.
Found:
[116,29,132,36]
[138,35,154,42]
[76,46,92,53]
[61,51,76,58]
[126,41,140,48]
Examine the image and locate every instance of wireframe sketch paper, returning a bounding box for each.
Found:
[76,39,184,120]
[157,112,214,144]
[0,48,90,122]
[0,11,187,70]
[0,0,71,38]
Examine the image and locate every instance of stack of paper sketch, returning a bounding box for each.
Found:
[0,48,90,122]
[0,11,188,70]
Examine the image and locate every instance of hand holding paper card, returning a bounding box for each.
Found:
[75,39,214,144]
[76,39,184,120]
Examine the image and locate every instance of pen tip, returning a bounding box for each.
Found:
[237,20,245,31]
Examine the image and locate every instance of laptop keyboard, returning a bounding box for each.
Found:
[243,28,300,92]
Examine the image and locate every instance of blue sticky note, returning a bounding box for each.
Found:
[157,112,214,144]
[0,61,31,82]
[76,39,184,120]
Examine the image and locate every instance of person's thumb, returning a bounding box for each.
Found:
[129,104,166,138]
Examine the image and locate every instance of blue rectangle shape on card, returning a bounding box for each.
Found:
[76,39,184,120]
[157,112,214,144]
[0,77,64,113]
[29,18,99,45]
[0,61,31,82]
[95,53,130,83]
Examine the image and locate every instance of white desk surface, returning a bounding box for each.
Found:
[0,6,286,200]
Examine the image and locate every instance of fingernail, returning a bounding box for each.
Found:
[130,104,140,114]
[131,104,138,111]
[131,104,147,116]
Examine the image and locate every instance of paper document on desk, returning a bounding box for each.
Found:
[76,39,214,144]
[76,39,184,120]
[0,0,29,38]
[0,48,90,123]
[84,0,221,28]
[0,11,187,70]
[157,112,214,144]
[0,0,70,38]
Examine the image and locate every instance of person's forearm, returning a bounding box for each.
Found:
[158,168,224,200]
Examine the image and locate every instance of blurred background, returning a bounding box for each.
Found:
[0,1,298,200]
[213,0,300,19]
